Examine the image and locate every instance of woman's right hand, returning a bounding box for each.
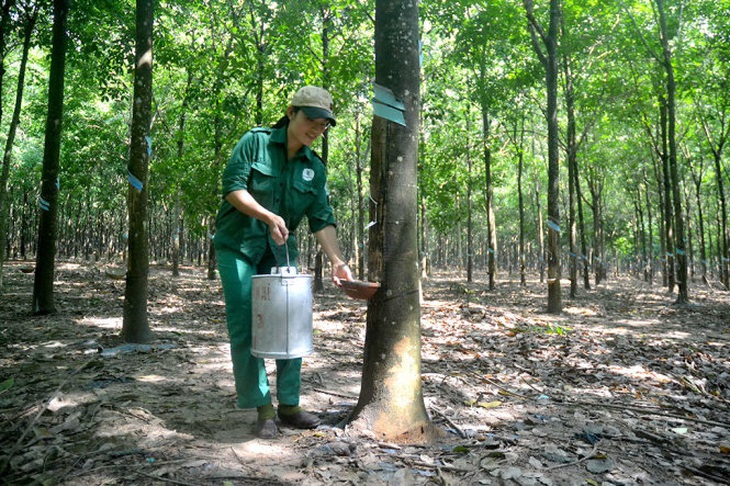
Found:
[224,190,289,245]
[267,214,289,246]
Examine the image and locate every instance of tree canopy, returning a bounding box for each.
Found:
[1,0,729,303]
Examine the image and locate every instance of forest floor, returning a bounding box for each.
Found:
[0,260,729,486]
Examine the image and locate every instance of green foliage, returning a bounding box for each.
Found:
[0,0,728,281]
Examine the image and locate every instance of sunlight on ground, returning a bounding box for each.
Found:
[75,316,224,339]
[608,363,673,384]
[648,330,692,340]
[612,319,692,340]
[234,440,290,457]
[152,325,222,337]
[154,305,183,315]
[563,306,598,317]
[39,341,67,348]
[591,319,692,340]
[135,374,168,383]
[57,263,84,271]
[77,316,122,329]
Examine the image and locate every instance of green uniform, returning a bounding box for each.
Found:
[214,125,335,409]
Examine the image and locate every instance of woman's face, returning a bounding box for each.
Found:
[287,107,330,148]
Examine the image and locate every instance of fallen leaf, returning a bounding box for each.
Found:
[0,377,14,394]
[477,401,502,409]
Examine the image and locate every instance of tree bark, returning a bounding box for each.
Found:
[698,109,729,289]
[0,4,33,288]
[121,0,154,343]
[516,119,526,287]
[349,0,435,442]
[563,49,578,298]
[482,110,497,290]
[356,112,366,281]
[712,153,729,289]
[32,0,68,314]
[534,173,545,284]
[656,0,688,303]
[658,95,675,291]
[0,0,16,128]
[525,0,562,313]
[466,113,473,284]
[643,173,654,284]
[574,158,590,290]
[172,70,192,278]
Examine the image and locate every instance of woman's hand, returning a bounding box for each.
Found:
[314,225,352,286]
[332,262,353,287]
[225,189,289,245]
[267,214,289,246]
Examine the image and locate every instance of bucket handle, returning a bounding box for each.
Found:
[273,244,296,275]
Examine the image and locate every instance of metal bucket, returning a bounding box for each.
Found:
[251,266,313,359]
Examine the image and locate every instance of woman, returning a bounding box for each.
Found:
[214,86,352,439]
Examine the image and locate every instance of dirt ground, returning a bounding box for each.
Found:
[0,260,729,486]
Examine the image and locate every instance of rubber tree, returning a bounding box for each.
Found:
[656,0,688,303]
[0,1,32,288]
[349,0,435,441]
[524,0,562,313]
[121,0,154,343]
[32,0,69,314]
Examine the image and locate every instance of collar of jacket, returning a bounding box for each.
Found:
[270,125,317,163]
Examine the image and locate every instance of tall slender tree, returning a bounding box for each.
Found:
[0,1,33,288]
[32,0,69,314]
[121,0,154,342]
[525,0,562,313]
[0,0,15,129]
[655,0,688,303]
[349,0,435,441]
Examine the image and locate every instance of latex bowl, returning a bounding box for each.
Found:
[340,280,381,300]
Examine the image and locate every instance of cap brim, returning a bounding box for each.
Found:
[300,106,337,127]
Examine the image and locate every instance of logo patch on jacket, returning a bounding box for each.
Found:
[302,168,315,182]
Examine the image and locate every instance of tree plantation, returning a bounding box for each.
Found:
[1,1,730,484]
[1,0,729,305]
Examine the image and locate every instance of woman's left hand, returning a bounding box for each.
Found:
[332,263,353,287]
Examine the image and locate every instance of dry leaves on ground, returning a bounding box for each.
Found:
[0,261,729,485]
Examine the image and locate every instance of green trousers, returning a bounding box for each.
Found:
[216,246,302,409]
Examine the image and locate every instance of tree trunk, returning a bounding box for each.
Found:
[1,0,19,267]
[563,51,578,298]
[516,119,526,287]
[466,114,473,284]
[0,0,16,127]
[587,172,605,285]
[644,174,654,284]
[525,0,562,313]
[636,186,649,282]
[534,174,545,284]
[482,110,497,290]
[349,0,435,442]
[712,154,729,289]
[32,0,68,314]
[206,11,237,283]
[355,113,366,280]
[683,184,694,281]
[575,159,590,290]
[420,196,430,279]
[0,5,34,288]
[121,0,154,343]
[658,95,675,292]
[207,217,217,280]
[698,112,729,287]
[312,8,333,293]
[656,0,688,303]
[172,70,192,278]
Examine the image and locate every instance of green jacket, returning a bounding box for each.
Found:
[214,126,336,264]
